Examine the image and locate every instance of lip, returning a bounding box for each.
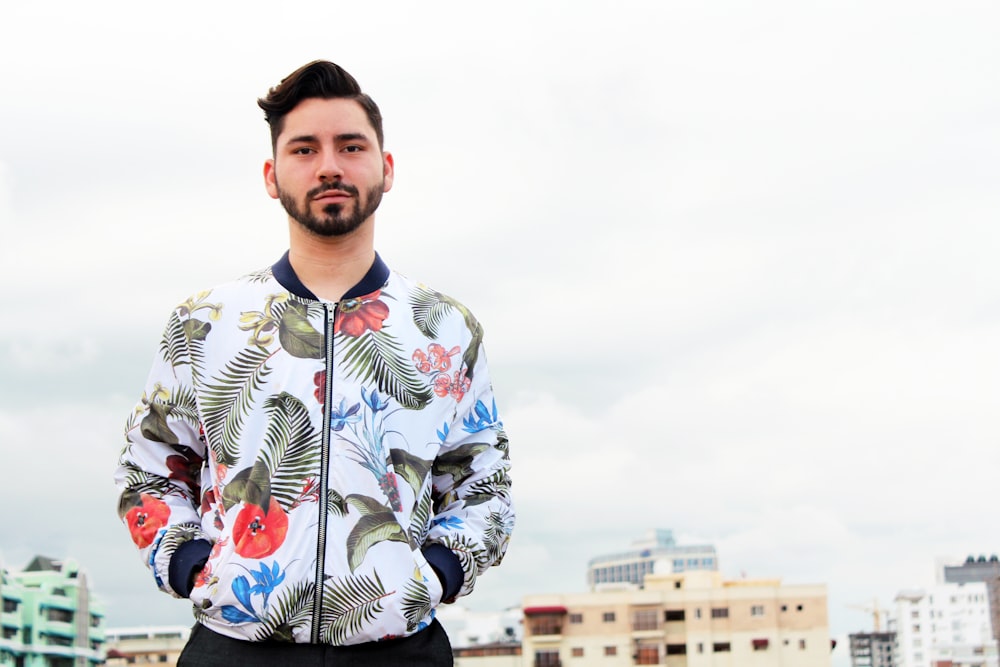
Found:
[313,191,352,202]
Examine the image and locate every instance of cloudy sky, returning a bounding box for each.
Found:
[2,1,998,663]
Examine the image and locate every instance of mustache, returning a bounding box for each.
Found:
[308,182,359,198]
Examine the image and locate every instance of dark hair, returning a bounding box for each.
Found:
[257,60,384,151]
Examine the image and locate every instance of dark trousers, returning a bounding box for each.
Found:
[178,619,454,666]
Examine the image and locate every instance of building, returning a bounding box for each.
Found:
[523,569,831,666]
[942,554,1000,659]
[848,632,895,667]
[103,626,190,667]
[587,530,718,591]
[890,582,998,667]
[0,556,105,667]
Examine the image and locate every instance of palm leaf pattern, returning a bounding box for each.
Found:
[408,486,433,548]
[346,511,409,572]
[250,581,316,642]
[401,576,432,632]
[338,331,431,409]
[116,468,190,505]
[257,393,321,510]
[460,467,512,507]
[409,285,483,379]
[159,312,190,369]
[320,573,393,644]
[200,347,274,466]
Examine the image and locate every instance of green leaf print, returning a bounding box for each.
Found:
[258,393,321,510]
[222,460,272,511]
[250,581,315,643]
[278,301,324,359]
[201,347,274,466]
[140,402,180,445]
[338,331,432,409]
[346,513,409,572]
[159,313,190,369]
[433,442,491,481]
[401,576,432,632]
[182,319,212,343]
[409,286,483,379]
[327,489,348,517]
[320,573,391,644]
[389,448,432,496]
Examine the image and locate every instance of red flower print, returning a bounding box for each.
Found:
[233,497,289,559]
[428,344,460,372]
[432,369,472,402]
[314,370,326,404]
[125,494,170,548]
[334,291,390,337]
[166,448,204,489]
[413,349,431,373]
[414,344,461,375]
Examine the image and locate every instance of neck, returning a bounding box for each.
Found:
[287,218,376,301]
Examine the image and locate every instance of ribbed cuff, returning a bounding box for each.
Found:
[168,538,212,598]
[422,543,463,603]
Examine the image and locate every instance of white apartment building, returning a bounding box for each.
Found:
[588,530,718,591]
[891,582,998,667]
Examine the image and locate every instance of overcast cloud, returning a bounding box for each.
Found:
[2,2,999,665]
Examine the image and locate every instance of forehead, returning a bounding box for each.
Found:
[276,97,376,143]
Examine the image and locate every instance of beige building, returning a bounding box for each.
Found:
[523,570,831,666]
[103,626,190,666]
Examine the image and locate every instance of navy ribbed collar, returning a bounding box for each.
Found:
[271,251,390,301]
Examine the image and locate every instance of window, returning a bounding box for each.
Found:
[796,604,803,611]
[604,646,617,656]
[632,609,658,631]
[666,643,687,655]
[711,607,729,619]
[529,614,563,636]
[45,634,74,647]
[752,638,769,651]
[697,642,704,653]
[571,647,584,657]
[694,607,702,619]
[751,605,765,616]
[2,628,16,640]
[664,609,685,622]
[712,642,731,652]
[635,646,658,664]
[569,613,583,624]
[799,639,807,650]
[780,604,788,612]
[535,649,561,667]
[46,608,73,623]
[2,599,18,613]
[602,612,615,623]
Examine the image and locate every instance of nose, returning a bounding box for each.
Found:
[316,150,344,181]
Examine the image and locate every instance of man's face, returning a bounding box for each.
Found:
[264,97,393,238]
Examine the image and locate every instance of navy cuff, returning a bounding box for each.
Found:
[168,538,212,598]
[423,543,463,603]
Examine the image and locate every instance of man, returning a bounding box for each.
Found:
[115,61,514,666]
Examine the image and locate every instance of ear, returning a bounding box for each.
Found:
[263,158,279,200]
[382,152,394,193]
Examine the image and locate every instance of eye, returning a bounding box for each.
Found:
[292,147,316,155]
[343,145,363,153]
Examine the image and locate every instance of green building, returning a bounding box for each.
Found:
[0,556,105,667]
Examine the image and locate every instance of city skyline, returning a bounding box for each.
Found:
[1,3,999,666]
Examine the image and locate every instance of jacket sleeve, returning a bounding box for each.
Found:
[114,308,214,598]
[425,336,514,602]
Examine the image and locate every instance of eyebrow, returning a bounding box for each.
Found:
[285,132,372,145]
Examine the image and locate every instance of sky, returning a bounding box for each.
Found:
[1,1,999,664]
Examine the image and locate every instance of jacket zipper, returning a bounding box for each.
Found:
[311,303,337,642]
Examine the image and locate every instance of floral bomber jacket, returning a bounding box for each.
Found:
[114,253,513,645]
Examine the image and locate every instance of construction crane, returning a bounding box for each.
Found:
[847,598,889,632]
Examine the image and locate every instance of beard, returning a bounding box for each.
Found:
[278,180,384,238]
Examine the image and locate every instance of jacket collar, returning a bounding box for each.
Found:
[271,251,390,301]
